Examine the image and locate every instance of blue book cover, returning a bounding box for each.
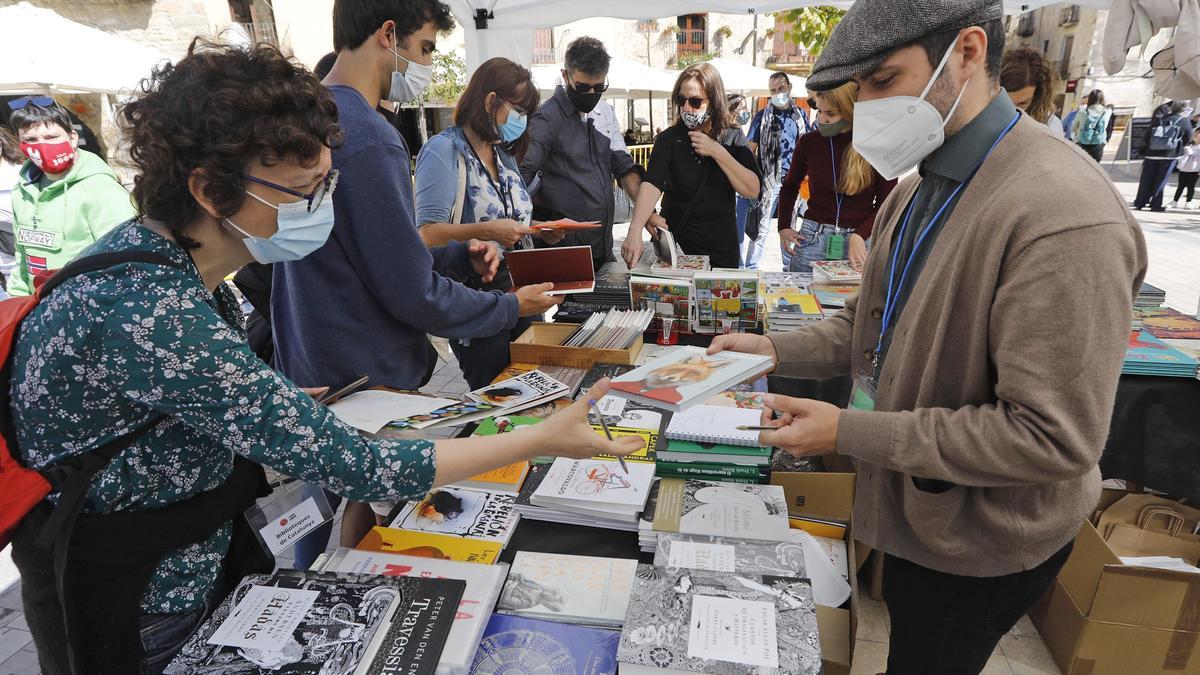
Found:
[469,614,619,675]
[1123,330,1199,377]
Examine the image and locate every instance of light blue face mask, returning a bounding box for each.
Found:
[225,184,337,264]
[499,106,527,143]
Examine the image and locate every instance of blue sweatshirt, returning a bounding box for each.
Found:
[272,85,519,390]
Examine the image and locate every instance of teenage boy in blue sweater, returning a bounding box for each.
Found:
[274,0,560,564]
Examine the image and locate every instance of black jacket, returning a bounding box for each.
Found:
[520,86,643,265]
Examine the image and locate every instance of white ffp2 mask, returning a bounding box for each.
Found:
[851,41,969,180]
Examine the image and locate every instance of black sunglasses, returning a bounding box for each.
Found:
[568,75,609,94]
[7,96,56,111]
[675,95,708,109]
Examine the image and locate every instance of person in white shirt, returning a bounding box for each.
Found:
[586,99,628,152]
[1169,129,1200,209]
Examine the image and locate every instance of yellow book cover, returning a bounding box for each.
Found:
[590,424,658,463]
[355,526,501,564]
[767,291,821,316]
[788,517,847,540]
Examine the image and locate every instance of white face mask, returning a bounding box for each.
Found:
[388,35,433,103]
[771,92,791,109]
[851,40,970,180]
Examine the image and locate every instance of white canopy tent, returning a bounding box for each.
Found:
[447,0,1114,70]
[707,57,802,95]
[0,2,169,95]
[530,57,677,97]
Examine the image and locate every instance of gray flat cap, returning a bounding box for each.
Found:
[807,0,1003,91]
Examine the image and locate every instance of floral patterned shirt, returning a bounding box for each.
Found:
[11,220,437,614]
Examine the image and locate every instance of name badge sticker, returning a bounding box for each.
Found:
[245,481,334,557]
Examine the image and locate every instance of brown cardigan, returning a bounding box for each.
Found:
[769,115,1147,577]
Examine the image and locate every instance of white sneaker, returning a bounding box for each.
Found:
[1169,201,1180,209]
[1186,202,1196,210]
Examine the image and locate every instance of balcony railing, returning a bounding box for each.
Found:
[235,22,278,46]
[1060,5,1080,26]
[1016,13,1036,37]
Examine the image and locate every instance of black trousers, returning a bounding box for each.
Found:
[1135,158,1177,210]
[1174,172,1199,203]
[881,542,1073,675]
[451,316,535,390]
[1079,143,1105,162]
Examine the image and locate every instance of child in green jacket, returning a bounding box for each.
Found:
[7,98,135,295]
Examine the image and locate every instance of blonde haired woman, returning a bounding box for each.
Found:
[777,82,896,272]
[1001,49,1064,136]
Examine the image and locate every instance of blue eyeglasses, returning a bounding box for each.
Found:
[240,169,339,213]
[7,96,56,111]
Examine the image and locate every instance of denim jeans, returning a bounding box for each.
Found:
[882,542,1072,675]
[735,196,752,264]
[138,598,211,674]
[742,183,782,270]
[786,219,850,273]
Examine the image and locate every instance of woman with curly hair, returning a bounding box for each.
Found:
[8,40,641,675]
[1001,48,1065,136]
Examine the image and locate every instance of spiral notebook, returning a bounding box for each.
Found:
[664,405,765,447]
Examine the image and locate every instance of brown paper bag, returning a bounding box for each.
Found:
[1104,523,1200,565]
[1096,494,1200,539]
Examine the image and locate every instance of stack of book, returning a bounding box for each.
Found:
[468,370,571,415]
[641,477,791,555]
[763,285,824,332]
[357,526,503,564]
[629,274,694,333]
[609,346,774,413]
[811,259,863,284]
[496,551,638,629]
[650,255,710,279]
[1123,330,1200,378]
[528,457,656,527]
[1136,282,1167,309]
[811,282,859,311]
[656,405,770,484]
[561,307,654,349]
[616,567,823,675]
[386,486,522,554]
[694,270,760,333]
[516,463,659,535]
[164,569,464,674]
[321,548,507,675]
[1135,306,1200,340]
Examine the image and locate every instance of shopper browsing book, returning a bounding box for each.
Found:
[6,40,643,675]
[622,63,761,270]
[708,1,1146,672]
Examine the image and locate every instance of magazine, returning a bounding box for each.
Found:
[468,370,569,412]
[389,487,520,546]
[498,551,639,627]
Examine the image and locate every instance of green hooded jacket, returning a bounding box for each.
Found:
[9,149,136,295]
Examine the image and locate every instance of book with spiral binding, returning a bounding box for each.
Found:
[664,405,766,447]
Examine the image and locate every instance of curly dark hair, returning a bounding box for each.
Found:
[121,38,342,248]
[565,37,611,77]
[333,0,454,52]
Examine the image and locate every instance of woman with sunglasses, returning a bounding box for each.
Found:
[776,82,896,273]
[9,41,642,675]
[5,96,136,296]
[623,63,760,270]
[415,57,566,388]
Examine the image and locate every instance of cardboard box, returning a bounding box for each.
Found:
[508,322,643,369]
[771,472,859,675]
[1030,520,1200,674]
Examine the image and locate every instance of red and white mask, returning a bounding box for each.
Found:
[20,140,77,174]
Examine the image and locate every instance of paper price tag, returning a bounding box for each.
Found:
[207,585,319,650]
[668,541,736,572]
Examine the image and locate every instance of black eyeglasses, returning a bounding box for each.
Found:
[674,95,708,109]
[568,75,609,94]
[7,96,56,111]
[241,169,340,213]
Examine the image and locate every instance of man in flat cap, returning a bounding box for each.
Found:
[711,0,1147,672]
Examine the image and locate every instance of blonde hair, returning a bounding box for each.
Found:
[813,82,874,197]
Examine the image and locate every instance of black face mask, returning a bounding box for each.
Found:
[565,85,603,114]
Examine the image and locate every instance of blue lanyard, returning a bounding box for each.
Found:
[829,136,845,228]
[875,111,1021,360]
